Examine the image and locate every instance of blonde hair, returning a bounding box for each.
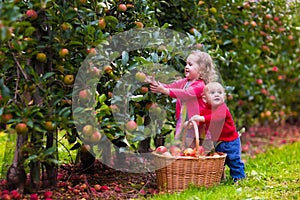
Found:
[204,82,225,95]
[190,50,219,84]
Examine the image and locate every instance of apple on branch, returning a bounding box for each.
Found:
[125,120,137,132]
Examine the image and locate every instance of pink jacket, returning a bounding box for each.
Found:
[163,78,206,120]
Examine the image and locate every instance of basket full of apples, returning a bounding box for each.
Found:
[152,120,227,193]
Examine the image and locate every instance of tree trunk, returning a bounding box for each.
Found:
[6,134,27,193]
[43,131,57,188]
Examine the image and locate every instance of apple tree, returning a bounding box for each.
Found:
[0,0,299,194]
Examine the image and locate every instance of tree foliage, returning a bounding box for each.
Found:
[0,0,299,193]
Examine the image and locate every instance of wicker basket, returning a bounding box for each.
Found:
[152,120,227,193]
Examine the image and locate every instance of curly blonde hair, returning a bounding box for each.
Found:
[190,50,219,84]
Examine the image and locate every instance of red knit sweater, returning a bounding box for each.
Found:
[202,103,239,142]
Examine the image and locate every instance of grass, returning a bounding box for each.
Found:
[0,131,16,179]
[150,142,300,200]
[0,130,299,199]
[0,129,78,179]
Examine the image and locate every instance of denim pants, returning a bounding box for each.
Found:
[215,137,245,179]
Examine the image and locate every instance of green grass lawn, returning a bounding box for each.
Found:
[0,131,299,199]
[150,142,300,200]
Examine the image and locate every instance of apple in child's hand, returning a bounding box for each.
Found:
[169,146,181,156]
[155,146,168,154]
[183,148,196,157]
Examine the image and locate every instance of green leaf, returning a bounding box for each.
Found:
[132,135,146,142]
[130,95,144,102]
[121,51,129,66]
[70,142,81,150]
[27,154,38,161]
[43,146,56,156]
[27,120,34,128]
[104,16,119,28]
[1,85,10,97]
[42,72,55,80]
[25,27,36,36]
[136,115,144,126]
[98,94,107,104]
[47,158,60,165]
[69,40,84,46]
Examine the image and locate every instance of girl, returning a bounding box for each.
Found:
[146,50,218,145]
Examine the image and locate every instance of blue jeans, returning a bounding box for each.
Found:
[215,138,245,179]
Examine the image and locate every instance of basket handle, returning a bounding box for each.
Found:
[181,120,200,156]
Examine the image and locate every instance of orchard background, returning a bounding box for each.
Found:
[0,0,299,198]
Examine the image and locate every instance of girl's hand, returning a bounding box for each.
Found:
[190,115,205,122]
[150,82,170,95]
[183,121,193,129]
[145,75,157,85]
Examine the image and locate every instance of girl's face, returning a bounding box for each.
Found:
[205,84,225,107]
[184,54,201,81]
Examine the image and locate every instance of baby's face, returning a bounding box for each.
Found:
[205,85,225,107]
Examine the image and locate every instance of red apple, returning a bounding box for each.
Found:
[59,48,69,58]
[10,190,20,199]
[197,146,205,156]
[81,144,91,152]
[183,148,196,157]
[79,89,90,101]
[1,113,13,123]
[250,21,257,27]
[155,146,168,154]
[100,185,109,191]
[118,4,127,12]
[261,45,270,52]
[189,27,196,34]
[273,16,280,22]
[242,144,250,152]
[30,194,38,200]
[87,48,97,55]
[265,14,272,20]
[94,184,101,191]
[109,104,119,112]
[26,9,37,20]
[125,120,137,132]
[140,86,149,94]
[104,65,113,74]
[90,131,102,142]
[44,121,55,131]
[256,79,263,85]
[16,123,28,135]
[169,146,181,156]
[272,66,279,72]
[44,191,52,199]
[134,21,144,28]
[98,18,106,30]
[260,88,268,95]
[2,194,11,200]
